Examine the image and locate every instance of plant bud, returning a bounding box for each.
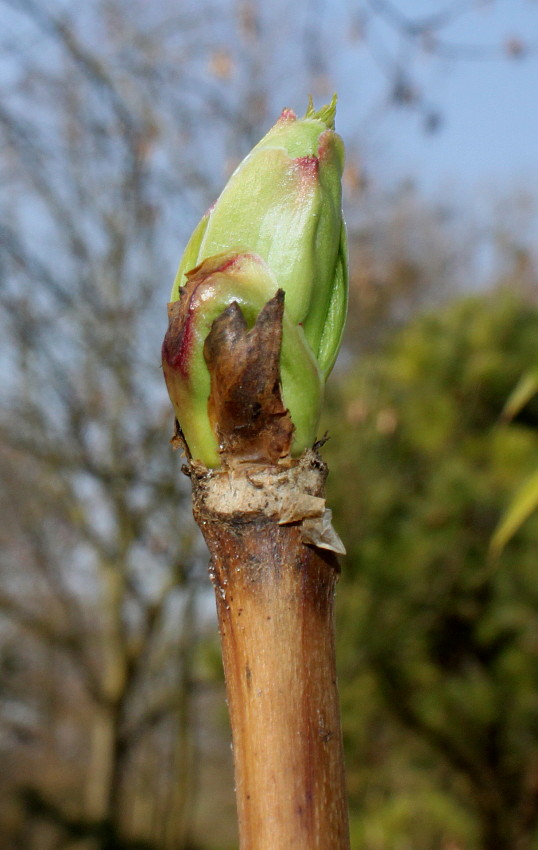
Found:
[163,99,347,467]
[172,96,348,377]
[163,252,323,468]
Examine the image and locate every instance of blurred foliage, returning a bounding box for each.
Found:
[324,293,538,850]
[345,181,472,354]
[492,370,538,553]
[492,465,538,557]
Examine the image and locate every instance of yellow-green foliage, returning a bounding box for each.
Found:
[492,369,538,553]
[325,293,538,850]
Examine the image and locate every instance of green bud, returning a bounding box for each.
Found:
[163,252,323,468]
[171,95,348,377]
[164,98,347,467]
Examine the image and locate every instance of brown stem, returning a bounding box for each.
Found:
[192,462,350,850]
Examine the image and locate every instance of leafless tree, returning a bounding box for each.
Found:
[0,1,230,847]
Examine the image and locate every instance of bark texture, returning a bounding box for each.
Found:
[192,461,350,850]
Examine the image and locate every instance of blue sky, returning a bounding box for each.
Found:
[328,0,538,195]
[2,0,537,210]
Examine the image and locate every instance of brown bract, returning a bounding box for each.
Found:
[204,290,294,465]
[162,293,194,380]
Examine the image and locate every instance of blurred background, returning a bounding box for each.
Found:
[1,1,538,848]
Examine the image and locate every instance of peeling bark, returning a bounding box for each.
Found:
[191,459,349,850]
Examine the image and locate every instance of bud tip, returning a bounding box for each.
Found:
[278,107,297,122]
[304,93,338,129]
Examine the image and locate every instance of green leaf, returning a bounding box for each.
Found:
[491,468,538,554]
[501,369,538,421]
[303,93,337,128]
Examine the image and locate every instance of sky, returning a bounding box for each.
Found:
[329,0,538,196]
[2,0,537,232]
[3,0,537,199]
